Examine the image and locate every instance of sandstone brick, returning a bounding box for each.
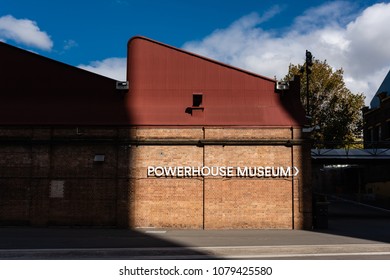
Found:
[0,126,312,229]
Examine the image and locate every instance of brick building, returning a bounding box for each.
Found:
[362,70,390,205]
[0,37,312,229]
[363,70,390,147]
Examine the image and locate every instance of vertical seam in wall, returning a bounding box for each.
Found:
[47,127,54,225]
[115,128,119,227]
[202,127,205,230]
[29,139,33,224]
[291,127,295,229]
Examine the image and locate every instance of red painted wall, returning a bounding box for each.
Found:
[127,36,306,126]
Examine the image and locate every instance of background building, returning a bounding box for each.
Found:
[0,37,312,229]
[363,70,390,147]
[310,70,390,211]
[360,70,390,207]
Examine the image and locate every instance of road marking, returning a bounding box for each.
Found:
[145,231,167,234]
[226,251,390,259]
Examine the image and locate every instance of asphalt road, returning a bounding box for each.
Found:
[0,197,389,259]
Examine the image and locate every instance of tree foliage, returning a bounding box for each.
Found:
[285,59,365,148]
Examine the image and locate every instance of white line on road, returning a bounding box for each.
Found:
[226,251,390,259]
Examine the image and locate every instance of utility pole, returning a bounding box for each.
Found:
[305,50,313,117]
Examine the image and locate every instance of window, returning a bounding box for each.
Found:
[367,128,373,142]
[387,120,390,140]
[192,94,203,107]
[373,125,381,141]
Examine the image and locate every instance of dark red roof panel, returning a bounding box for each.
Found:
[0,42,128,125]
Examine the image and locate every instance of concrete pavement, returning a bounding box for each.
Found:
[1,197,389,259]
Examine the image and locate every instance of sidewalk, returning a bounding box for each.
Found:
[0,198,389,259]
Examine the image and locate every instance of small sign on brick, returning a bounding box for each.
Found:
[50,180,65,198]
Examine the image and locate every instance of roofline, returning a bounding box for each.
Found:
[0,41,117,82]
[128,36,276,83]
[370,70,390,107]
[363,106,380,115]
[375,70,390,95]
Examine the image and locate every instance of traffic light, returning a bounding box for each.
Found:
[305,50,313,116]
[306,50,313,74]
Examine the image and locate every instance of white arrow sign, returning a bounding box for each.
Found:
[293,166,299,177]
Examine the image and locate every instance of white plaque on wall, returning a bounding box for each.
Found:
[50,180,65,198]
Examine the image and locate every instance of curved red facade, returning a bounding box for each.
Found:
[127,36,306,127]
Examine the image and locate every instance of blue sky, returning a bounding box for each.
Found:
[1,0,390,103]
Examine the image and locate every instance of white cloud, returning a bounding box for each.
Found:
[292,1,356,31]
[183,2,390,105]
[63,39,78,50]
[345,3,390,77]
[0,15,53,50]
[78,57,127,81]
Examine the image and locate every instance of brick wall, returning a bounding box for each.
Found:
[0,126,312,229]
[0,127,128,226]
[129,127,312,229]
[129,144,204,228]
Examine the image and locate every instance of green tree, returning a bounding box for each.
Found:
[285,59,365,148]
